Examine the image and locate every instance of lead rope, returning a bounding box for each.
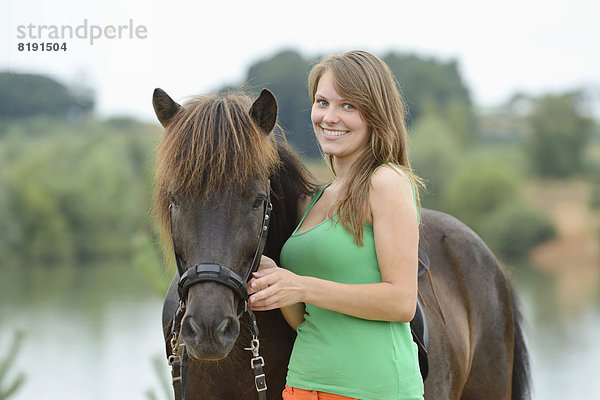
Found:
[245,307,267,400]
[168,302,185,399]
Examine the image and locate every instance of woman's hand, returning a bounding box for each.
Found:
[248,255,306,311]
[247,255,278,295]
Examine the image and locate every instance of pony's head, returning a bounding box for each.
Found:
[153,88,279,360]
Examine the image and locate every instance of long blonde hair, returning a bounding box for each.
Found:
[308,50,423,245]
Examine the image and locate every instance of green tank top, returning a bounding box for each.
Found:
[280,167,424,400]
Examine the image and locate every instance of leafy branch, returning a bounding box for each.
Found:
[0,331,26,400]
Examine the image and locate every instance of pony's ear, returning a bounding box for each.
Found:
[249,89,278,134]
[153,88,181,128]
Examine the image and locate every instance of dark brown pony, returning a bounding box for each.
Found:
[153,88,530,400]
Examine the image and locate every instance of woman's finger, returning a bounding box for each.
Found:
[251,271,278,289]
[248,280,265,295]
[249,282,279,304]
[249,296,279,311]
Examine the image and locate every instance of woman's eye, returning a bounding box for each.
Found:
[316,99,328,107]
[343,103,356,110]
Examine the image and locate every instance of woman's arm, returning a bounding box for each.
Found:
[280,303,305,331]
[249,166,419,323]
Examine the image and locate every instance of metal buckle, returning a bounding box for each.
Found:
[250,356,265,369]
[254,373,267,392]
[168,354,181,366]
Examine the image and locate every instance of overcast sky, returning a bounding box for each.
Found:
[2,0,598,121]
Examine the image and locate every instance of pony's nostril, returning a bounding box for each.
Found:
[214,316,239,346]
[181,316,203,345]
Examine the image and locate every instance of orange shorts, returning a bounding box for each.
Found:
[282,385,359,400]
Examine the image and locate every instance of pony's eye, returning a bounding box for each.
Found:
[167,193,178,209]
[252,196,265,210]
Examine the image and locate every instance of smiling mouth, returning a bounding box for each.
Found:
[322,128,349,137]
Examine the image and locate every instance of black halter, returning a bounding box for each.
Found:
[167,180,272,400]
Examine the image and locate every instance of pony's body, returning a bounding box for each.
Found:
[162,209,528,400]
[154,89,530,400]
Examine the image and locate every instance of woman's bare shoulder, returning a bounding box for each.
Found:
[369,165,416,222]
[370,165,412,195]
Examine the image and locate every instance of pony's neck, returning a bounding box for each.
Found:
[264,141,318,263]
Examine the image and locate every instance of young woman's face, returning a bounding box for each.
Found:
[311,70,370,163]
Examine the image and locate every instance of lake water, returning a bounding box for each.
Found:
[0,264,168,400]
[0,263,598,399]
[515,265,600,399]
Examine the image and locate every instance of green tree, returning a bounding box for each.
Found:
[0,176,21,266]
[409,114,461,210]
[0,118,159,265]
[244,50,318,157]
[591,183,600,210]
[525,91,594,177]
[383,52,475,146]
[443,158,521,231]
[479,202,556,262]
[8,170,75,264]
[0,72,94,121]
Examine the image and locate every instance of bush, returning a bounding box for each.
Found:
[525,92,594,177]
[479,202,556,262]
[442,158,521,231]
[590,184,600,210]
[0,176,22,267]
[410,114,461,211]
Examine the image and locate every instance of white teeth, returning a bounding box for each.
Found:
[323,128,348,136]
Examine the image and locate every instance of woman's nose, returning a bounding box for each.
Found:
[323,107,339,124]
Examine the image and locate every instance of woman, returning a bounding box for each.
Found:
[249,50,424,400]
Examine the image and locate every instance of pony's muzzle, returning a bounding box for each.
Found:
[181,313,240,359]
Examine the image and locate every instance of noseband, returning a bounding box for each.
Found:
[167,181,272,400]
